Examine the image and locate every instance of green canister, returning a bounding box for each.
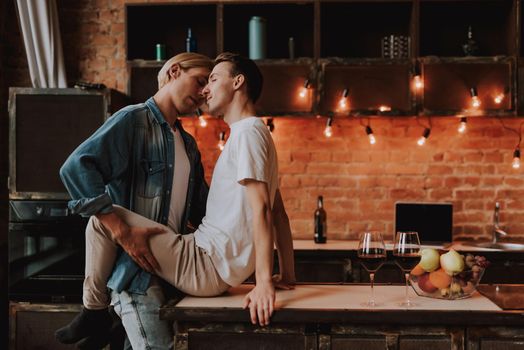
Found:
[156,44,166,61]
[249,16,266,59]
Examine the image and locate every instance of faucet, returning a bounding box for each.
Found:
[492,202,508,243]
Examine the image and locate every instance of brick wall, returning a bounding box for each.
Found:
[180,117,524,241]
[2,0,524,243]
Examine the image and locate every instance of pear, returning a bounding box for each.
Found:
[419,248,440,272]
[440,249,465,275]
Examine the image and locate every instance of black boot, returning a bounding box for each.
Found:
[55,307,112,344]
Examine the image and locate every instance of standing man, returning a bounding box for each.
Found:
[57,52,213,349]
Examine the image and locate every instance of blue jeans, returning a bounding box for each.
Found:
[111,285,173,350]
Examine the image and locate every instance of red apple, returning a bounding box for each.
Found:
[418,273,438,293]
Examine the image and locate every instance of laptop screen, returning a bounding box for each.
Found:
[395,202,453,244]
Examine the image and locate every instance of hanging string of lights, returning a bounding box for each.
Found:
[498,118,524,169]
[416,116,432,146]
[359,118,376,145]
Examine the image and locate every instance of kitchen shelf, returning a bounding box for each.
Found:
[125,0,524,117]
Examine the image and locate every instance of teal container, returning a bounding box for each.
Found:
[249,16,266,59]
[156,44,166,61]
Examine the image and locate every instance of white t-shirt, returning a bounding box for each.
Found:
[194,117,279,286]
[168,126,190,232]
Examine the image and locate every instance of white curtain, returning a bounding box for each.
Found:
[16,0,67,88]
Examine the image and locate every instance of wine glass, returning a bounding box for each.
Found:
[393,231,421,307]
[358,231,387,307]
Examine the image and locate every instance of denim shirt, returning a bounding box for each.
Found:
[60,97,208,294]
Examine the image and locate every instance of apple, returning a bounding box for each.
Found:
[440,249,465,275]
[417,273,438,293]
[419,248,440,272]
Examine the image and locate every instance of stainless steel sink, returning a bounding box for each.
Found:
[468,242,524,251]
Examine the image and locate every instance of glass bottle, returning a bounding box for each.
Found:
[314,196,327,243]
[186,27,197,52]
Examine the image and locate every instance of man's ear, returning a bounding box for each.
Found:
[233,74,245,90]
[169,64,181,79]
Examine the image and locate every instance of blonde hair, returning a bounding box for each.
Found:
[157,52,214,89]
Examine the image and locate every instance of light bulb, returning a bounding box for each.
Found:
[458,117,467,133]
[413,75,423,90]
[299,79,310,99]
[471,96,481,109]
[417,128,431,146]
[365,126,376,145]
[513,149,521,169]
[337,88,349,112]
[378,105,391,112]
[470,87,481,109]
[494,93,505,104]
[218,131,225,151]
[199,115,208,127]
[324,117,333,138]
[266,118,275,133]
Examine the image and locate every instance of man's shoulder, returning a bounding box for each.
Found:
[110,102,153,125]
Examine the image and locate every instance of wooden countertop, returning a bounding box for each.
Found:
[292,239,522,252]
[161,284,524,326]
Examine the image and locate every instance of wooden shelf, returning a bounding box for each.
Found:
[125,1,524,117]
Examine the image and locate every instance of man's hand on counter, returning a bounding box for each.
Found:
[242,281,275,326]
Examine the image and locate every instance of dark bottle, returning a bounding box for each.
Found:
[314,195,327,243]
[185,27,197,52]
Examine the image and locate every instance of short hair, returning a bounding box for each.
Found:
[215,52,263,103]
[157,52,214,90]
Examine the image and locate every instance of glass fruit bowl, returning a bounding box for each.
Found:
[409,251,489,300]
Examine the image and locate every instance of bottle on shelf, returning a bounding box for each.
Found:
[314,195,327,243]
[186,27,197,53]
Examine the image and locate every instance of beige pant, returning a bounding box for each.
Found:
[83,205,229,309]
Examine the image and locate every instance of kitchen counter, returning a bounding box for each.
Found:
[292,239,524,252]
[163,284,524,350]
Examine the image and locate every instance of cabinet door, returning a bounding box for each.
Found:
[467,327,524,350]
[319,60,413,116]
[255,60,316,115]
[175,322,316,350]
[422,57,515,115]
[326,325,464,350]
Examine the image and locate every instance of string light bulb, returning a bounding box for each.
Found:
[378,105,391,112]
[337,88,350,113]
[365,125,376,145]
[218,131,226,151]
[417,128,431,146]
[494,93,505,104]
[196,108,207,127]
[266,117,275,133]
[513,148,521,169]
[299,79,311,99]
[458,117,467,133]
[324,117,333,138]
[412,63,423,91]
[470,87,481,109]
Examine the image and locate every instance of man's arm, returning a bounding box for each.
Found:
[242,179,275,327]
[272,189,296,288]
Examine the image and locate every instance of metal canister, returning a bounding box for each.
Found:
[249,16,266,60]
[156,44,166,61]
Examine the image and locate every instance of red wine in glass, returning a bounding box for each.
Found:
[358,248,387,272]
[358,232,386,307]
[393,231,421,307]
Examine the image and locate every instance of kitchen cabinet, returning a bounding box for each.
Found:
[125,0,522,117]
[164,284,524,350]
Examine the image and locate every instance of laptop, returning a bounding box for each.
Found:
[394,202,453,245]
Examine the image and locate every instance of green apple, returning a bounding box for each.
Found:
[440,249,465,275]
[419,248,440,272]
